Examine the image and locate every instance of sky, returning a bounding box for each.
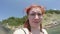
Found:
[0,0,60,21]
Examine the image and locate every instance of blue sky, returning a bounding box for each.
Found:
[0,0,60,21]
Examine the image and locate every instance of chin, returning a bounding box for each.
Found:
[31,25,39,28]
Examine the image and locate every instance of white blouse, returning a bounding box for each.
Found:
[13,28,48,34]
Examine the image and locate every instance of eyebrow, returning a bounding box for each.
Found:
[29,12,42,15]
[30,11,42,14]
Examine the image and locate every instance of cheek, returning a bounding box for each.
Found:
[28,15,33,20]
[39,16,43,19]
[40,16,43,19]
[39,16,43,22]
[28,16,33,24]
[28,17,33,22]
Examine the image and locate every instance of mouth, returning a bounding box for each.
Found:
[33,21,39,23]
[32,20,41,24]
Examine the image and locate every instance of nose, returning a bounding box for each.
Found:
[34,15,39,19]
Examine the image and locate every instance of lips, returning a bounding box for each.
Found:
[33,21,39,23]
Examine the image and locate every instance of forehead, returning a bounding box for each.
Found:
[29,7,42,13]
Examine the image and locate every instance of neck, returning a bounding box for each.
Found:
[31,26,40,31]
[30,26,40,34]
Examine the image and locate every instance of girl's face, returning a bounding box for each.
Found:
[28,7,43,28]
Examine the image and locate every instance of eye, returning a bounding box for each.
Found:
[30,13,35,16]
[38,13,42,16]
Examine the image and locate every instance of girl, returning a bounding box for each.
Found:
[13,4,48,34]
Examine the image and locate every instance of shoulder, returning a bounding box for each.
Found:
[13,28,29,34]
[42,29,48,34]
[13,28,24,34]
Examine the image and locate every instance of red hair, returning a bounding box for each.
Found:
[24,4,45,32]
[25,4,45,15]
